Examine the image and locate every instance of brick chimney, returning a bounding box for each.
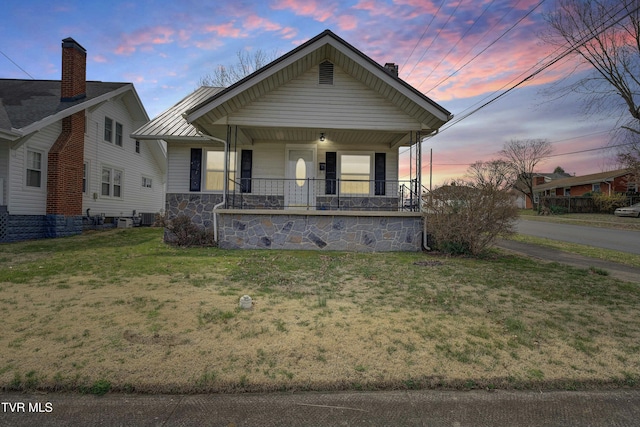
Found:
[384,62,399,77]
[60,37,86,102]
[46,38,87,237]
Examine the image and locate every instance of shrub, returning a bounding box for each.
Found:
[161,215,217,247]
[424,182,519,256]
[592,193,628,213]
[549,205,567,215]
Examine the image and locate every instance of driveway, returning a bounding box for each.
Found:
[515,219,640,255]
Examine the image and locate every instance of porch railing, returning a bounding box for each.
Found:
[225,178,423,212]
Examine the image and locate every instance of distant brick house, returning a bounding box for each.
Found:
[534,169,636,200]
[0,38,166,242]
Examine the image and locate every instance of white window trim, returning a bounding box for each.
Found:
[101,165,124,199]
[25,147,45,191]
[338,151,374,196]
[104,117,113,143]
[142,175,153,189]
[203,149,237,193]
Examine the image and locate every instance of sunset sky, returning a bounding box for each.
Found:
[1,0,625,185]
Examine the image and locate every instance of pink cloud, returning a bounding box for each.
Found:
[92,54,108,63]
[271,0,337,22]
[243,14,298,38]
[203,22,243,38]
[337,15,358,31]
[114,26,175,56]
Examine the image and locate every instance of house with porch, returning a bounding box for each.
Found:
[133,30,452,251]
[0,38,166,242]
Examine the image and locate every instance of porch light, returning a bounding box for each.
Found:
[320,133,325,142]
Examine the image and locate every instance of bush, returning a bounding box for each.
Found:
[424,183,519,256]
[160,215,217,247]
[592,193,628,213]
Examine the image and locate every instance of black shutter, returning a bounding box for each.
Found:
[325,152,336,195]
[240,150,252,193]
[374,153,386,195]
[190,148,202,192]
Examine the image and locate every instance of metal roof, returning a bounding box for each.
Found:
[132,86,224,140]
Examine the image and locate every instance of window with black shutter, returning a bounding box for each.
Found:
[374,153,386,195]
[190,148,202,192]
[240,150,252,193]
[325,152,337,195]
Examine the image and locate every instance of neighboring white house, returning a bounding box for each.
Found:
[0,38,166,242]
[134,30,452,251]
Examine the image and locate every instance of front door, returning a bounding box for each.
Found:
[285,146,315,209]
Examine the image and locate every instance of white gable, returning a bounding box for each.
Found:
[228,62,421,131]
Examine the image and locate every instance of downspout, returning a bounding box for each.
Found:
[196,128,229,243]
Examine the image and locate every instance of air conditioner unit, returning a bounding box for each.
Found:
[117,218,133,228]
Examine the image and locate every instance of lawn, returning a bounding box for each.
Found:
[1,228,639,394]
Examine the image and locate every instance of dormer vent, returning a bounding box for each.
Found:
[319,61,334,85]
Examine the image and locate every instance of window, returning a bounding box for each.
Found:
[564,188,571,196]
[340,154,370,194]
[142,176,153,188]
[592,184,601,193]
[104,117,113,142]
[115,122,123,147]
[101,167,123,198]
[26,150,42,188]
[205,150,236,191]
[135,140,141,154]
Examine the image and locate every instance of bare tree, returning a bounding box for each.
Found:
[198,49,279,87]
[542,0,640,170]
[499,139,553,209]
[465,160,515,191]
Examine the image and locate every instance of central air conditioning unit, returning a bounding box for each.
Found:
[117,218,133,228]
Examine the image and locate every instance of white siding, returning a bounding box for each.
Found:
[229,65,421,131]
[169,140,400,198]
[7,122,60,215]
[0,143,9,205]
[84,99,165,217]
[166,143,191,193]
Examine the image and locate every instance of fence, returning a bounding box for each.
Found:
[540,195,640,214]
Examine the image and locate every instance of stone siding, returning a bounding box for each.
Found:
[166,193,224,228]
[316,196,399,211]
[218,212,423,252]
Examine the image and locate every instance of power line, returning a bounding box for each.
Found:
[405,0,463,79]
[418,0,498,87]
[0,49,35,79]
[401,0,445,74]
[421,0,546,94]
[428,0,638,138]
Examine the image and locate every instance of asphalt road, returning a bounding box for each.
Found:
[515,219,640,255]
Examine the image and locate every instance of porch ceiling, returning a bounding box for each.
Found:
[234,126,416,148]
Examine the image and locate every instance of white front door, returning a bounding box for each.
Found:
[285,146,315,209]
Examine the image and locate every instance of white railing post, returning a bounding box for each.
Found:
[0,177,4,205]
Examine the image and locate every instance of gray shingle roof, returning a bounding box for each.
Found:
[0,79,128,132]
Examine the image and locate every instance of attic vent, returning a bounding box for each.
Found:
[319,61,334,85]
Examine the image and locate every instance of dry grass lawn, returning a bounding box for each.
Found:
[0,228,639,394]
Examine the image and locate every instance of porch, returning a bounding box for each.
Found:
[165,178,426,251]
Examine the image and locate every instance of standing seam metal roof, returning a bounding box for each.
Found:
[131,87,224,139]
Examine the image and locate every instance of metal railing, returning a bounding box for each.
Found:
[225,178,423,211]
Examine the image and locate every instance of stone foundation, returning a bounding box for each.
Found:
[217,210,423,252]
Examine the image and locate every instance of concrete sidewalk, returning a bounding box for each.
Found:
[494,239,640,283]
[2,389,640,426]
